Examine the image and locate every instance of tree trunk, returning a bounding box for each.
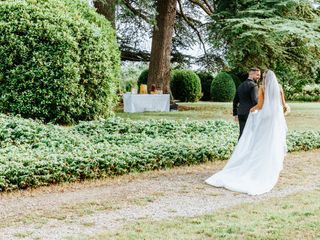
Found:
[93,0,116,28]
[147,0,177,93]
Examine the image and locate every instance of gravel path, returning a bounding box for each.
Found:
[0,150,319,240]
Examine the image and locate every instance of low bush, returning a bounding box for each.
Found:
[287,84,320,102]
[171,70,202,102]
[211,72,236,102]
[0,115,319,191]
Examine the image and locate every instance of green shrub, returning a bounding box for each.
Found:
[0,114,319,191]
[137,69,149,93]
[287,130,320,151]
[121,80,137,93]
[287,84,320,102]
[0,0,120,124]
[171,70,202,102]
[229,73,242,89]
[289,95,320,102]
[197,71,214,101]
[211,72,236,102]
[316,69,320,84]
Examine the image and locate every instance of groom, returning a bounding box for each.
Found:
[233,67,260,138]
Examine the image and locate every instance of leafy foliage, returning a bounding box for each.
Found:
[316,68,320,84]
[0,0,120,124]
[210,72,236,102]
[0,114,319,191]
[287,84,320,102]
[171,69,202,102]
[210,0,320,84]
[197,71,214,101]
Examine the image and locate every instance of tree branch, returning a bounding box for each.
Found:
[202,0,214,14]
[120,44,195,63]
[121,0,151,23]
[176,11,203,25]
[188,0,213,16]
[177,0,207,55]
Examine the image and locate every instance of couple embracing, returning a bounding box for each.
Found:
[206,68,288,195]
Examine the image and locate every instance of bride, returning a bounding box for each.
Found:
[205,70,288,195]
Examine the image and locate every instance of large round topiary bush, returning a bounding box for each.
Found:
[171,70,202,102]
[210,72,236,102]
[197,71,214,101]
[0,0,120,124]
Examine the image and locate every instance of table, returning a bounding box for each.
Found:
[123,93,170,113]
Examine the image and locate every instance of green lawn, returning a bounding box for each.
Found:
[116,102,320,131]
[87,189,320,240]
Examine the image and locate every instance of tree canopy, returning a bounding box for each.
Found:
[210,0,320,82]
[94,0,320,76]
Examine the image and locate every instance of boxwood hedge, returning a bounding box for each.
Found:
[0,0,120,124]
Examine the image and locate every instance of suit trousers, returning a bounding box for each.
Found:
[238,114,249,139]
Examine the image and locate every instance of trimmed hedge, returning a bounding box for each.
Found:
[0,114,319,191]
[197,71,214,101]
[171,70,202,102]
[211,72,236,102]
[0,0,120,124]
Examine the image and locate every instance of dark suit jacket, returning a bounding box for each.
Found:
[233,79,258,116]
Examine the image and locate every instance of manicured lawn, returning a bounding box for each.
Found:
[116,102,320,131]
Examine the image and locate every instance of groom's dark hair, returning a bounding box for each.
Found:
[249,67,260,72]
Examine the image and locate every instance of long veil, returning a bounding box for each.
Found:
[205,70,287,195]
[261,70,283,119]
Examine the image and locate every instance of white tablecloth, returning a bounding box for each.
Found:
[123,93,170,113]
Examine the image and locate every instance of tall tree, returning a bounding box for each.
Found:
[118,0,218,66]
[91,0,221,69]
[93,0,117,27]
[147,0,178,93]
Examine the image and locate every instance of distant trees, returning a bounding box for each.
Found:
[210,0,320,87]
[93,0,320,93]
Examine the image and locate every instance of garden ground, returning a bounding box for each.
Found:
[116,102,320,131]
[0,102,319,239]
[0,149,319,239]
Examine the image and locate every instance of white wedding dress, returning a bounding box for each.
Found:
[205,71,287,195]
